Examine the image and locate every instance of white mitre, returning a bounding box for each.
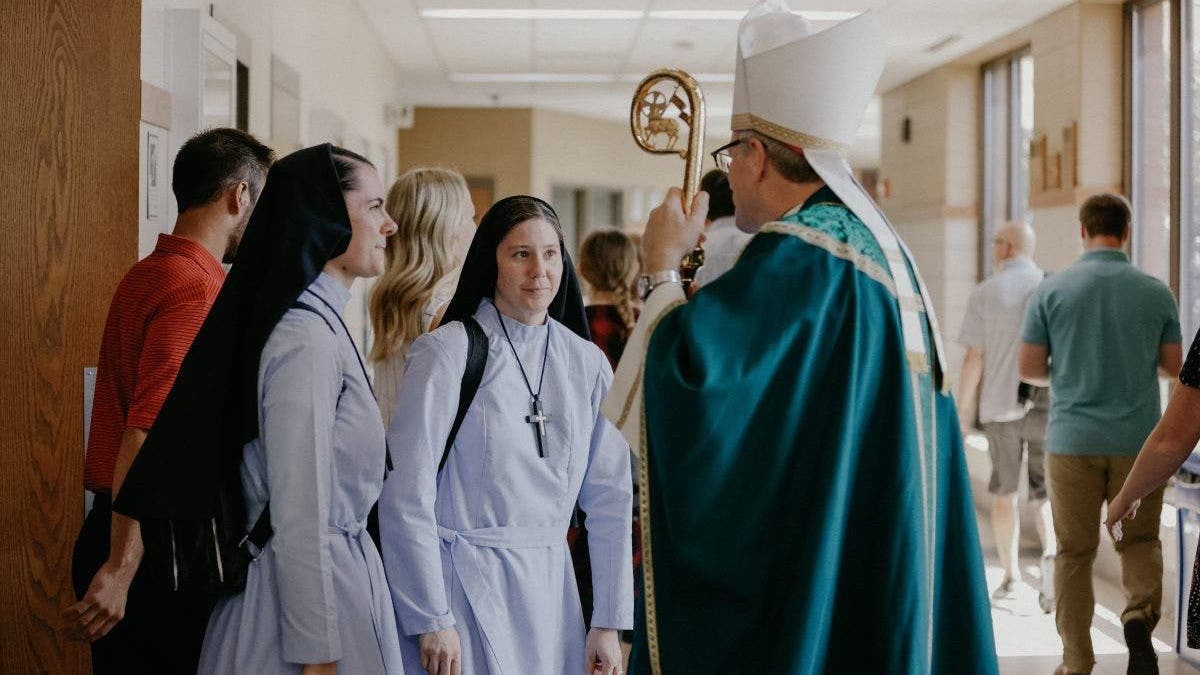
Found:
[731,1,883,153]
[729,3,891,266]
[731,0,950,391]
[603,3,948,447]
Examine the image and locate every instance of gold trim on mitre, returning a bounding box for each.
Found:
[731,113,850,154]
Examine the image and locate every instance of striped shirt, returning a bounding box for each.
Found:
[83,233,225,492]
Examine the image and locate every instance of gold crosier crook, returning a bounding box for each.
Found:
[627,67,705,675]
[630,68,707,287]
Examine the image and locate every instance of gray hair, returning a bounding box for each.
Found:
[737,130,822,184]
[996,221,1036,256]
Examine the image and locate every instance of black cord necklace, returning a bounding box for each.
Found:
[494,302,552,458]
[310,289,393,472]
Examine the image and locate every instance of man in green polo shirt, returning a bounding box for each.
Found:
[1019,193,1182,675]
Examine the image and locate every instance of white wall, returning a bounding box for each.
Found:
[141,0,403,347]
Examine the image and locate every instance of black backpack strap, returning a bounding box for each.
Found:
[300,296,394,475]
[240,505,274,557]
[438,317,488,473]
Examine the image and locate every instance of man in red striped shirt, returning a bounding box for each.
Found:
[64,128,273,673]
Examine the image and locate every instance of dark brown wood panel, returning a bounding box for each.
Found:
[0,1,140,672]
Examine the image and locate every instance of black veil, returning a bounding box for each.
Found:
[441,195,589,340]
[115,143,353,521]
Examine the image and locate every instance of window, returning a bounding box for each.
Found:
[1183,0,1200,339]
[550,185,624,253]
[1125,0,1200,340]
[980,50,1034,277]
[1130,0,1175,288]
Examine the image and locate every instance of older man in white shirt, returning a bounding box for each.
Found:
[958,221,1055,610]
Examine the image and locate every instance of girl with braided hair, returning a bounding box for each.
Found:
[577,228,641,368]
[574,227,642,650]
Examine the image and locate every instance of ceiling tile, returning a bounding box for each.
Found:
[534,19,640,54]
[534,53,626,73]
[426,18,534,71]
[531,0,647,9]
[645,0,880,11]
[623,18,733,72]
[644,0,757,10]
[364,0,1081,164]
[415,0,536,9]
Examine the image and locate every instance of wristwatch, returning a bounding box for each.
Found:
[637,269,682,300]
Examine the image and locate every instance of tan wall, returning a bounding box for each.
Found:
[399,106,728,240]
[881,64,979,372]
[397,107,535,200]
[880,1,1125,379]
[529,108,725,203]
[1,1,141,672]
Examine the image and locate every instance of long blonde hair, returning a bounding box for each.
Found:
[369,167,473,362]
[577,228,639,334]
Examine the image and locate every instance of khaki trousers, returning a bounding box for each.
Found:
[1046,454,1164,673]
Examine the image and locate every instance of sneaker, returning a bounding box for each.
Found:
[1123,619,1158,675]
[992,576,1017,601]
[1039,554,1056,614]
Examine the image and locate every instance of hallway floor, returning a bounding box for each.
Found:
[979,510,1200,674]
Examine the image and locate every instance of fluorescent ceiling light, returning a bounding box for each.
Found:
[453,73,736,84]
[421,9,643,20]
[647,10,861,21]
[423,9,862,21]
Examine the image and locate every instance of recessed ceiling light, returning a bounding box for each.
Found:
[421,9,643,20]
[924,34,962,53]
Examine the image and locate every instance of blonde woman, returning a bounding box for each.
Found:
[369,167,475,427]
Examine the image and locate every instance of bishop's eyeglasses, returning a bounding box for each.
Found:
[710,139,745,173]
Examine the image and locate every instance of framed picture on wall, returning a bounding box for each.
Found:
[145,128,162,220]
[138,119,170,258]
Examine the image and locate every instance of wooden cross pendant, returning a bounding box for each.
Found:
[525,397,550,458]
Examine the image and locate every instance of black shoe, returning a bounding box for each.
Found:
[1124,619,1158,675]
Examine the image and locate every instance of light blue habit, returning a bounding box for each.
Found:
[379,298,634,675]
[199,273,403,674]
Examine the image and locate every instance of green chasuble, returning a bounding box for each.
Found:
[629,187,997,674]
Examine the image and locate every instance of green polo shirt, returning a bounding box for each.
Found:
[1021,248,1181,455]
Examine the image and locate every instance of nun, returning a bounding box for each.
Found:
[379,196,633,675]
[116,144,404,674]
